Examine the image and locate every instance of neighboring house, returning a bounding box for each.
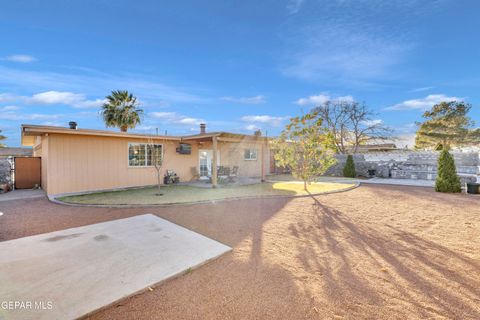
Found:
[351,143,398,153]
[0,147,33,158]
[21,124,270,196]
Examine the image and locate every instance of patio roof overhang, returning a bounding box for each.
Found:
[181,132,270,143]
[21,124,181,146]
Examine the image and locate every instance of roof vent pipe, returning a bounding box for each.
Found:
[69,121,78,130]
[200,123,206,134]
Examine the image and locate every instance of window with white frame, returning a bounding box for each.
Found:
[244,148,257,160]
[128,143,163,167]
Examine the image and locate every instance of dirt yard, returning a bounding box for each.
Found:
[1,184,479,319]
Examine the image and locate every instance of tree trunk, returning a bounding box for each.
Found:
[304,179,307,191]
[156,168,162,196]
[120,125,128,132]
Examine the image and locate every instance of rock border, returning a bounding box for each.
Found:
[50,181,360,208]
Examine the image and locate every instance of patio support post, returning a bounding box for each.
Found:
[261,138,266,182]
[212,135,218,188]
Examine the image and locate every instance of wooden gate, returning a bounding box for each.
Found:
[14,157,41,189]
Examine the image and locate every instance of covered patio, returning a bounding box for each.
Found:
[180,130,270,188]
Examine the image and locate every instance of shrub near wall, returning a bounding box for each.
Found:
[343,154,356,178]
[435,149,461,193]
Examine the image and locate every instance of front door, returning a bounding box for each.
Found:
[199,150,220,179]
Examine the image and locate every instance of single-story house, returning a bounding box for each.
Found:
[21,123,271,196]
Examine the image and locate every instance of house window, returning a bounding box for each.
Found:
[128,143,163,167]
[244,148,257,160]
[147,144,163,166]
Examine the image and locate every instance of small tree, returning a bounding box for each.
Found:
[343,155,356,178]
[147,137,167,196]
[273,110,336,191]
[435,149,461,193]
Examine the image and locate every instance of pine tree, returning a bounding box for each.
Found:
[343,155,356,178]
[435,149,461,193]
[415,101,480,149]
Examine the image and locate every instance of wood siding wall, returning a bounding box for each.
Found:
[44,134,197,195]
[40,133,270,195]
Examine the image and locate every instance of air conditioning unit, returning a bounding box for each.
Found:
[176,143,192,155]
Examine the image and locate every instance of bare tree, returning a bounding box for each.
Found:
[314,100,393,154]
[147,137,167,196]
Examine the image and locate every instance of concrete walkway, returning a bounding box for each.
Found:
[0,189,46,202]
[360,178,434,187]
[0,214,231,320]
[274,176,435,187]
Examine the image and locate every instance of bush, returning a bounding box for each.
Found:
[343,154,356,178]
[435,149,461,193]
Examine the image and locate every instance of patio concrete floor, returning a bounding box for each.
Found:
[0,214,231,320]
[180,176,261,188]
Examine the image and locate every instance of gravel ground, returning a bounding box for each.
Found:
[1,184,479,319]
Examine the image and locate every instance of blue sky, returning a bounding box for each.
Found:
[1,0,479,147]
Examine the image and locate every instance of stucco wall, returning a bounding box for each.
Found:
[212,140,269,177]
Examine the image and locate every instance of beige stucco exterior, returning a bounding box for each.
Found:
[25,125,270,195]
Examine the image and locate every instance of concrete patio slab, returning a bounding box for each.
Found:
[0,214,231,320]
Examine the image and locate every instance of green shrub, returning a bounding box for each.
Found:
[435,149,461,193]
[343,154,356,178]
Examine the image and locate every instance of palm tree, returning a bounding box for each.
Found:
[101,90,143,132]
[0,129,6,147]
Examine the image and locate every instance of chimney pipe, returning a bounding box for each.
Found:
[200,123,206,134]
[69,121,78,130]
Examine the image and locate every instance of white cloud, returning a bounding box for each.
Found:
[178,117,202,125]
[150,112,177,119]
[411,86,434,92]
[220,95,266,104]
[0,112,62,121]
[0,93,18,103]
[30,91,84,105]
[28,91,106,108]
[281,25,411,83]
[0,105,20,112]
[0,65,207,104]
[287,0,305,14]
[386,94,462,111]
[295,93,354,106]
[241,115,288,127]
[361,119,383,126]
[387,134,416,149]
[39,121,64,127]
[2,54,37,63]
[134,125,157,132]
[150,112,204,126]
[245,124,260,131]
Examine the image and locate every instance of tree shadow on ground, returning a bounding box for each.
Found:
[290,194,480,318]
